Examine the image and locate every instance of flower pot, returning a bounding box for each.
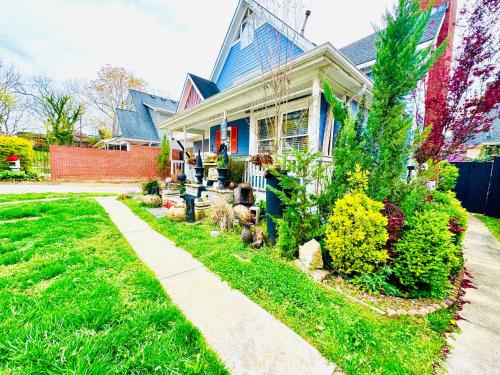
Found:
[265,169,287,245]
[217,167,229,189]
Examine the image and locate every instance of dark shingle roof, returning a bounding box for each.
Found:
[188,74,220,99]
[129,89,178,113]
[466,116,500,146]
[115,109,160,142]
[339,7,447,66]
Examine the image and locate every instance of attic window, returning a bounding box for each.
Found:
[234,8,255,49]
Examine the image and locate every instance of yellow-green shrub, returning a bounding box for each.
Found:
[0,136,33,172]
[325,192,389,275]
[393,210,456,298]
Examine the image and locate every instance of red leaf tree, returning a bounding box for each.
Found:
[415,0,500,163]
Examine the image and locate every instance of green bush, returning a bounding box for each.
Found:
[142,179,161,195]
[0,170,42,181]
[228,157,246,185]
[393,210,456,298]
[0,136,33,172]
[325,192,388,275]
[436,161,459,192]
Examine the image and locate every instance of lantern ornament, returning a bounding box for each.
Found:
[6,155,21,171]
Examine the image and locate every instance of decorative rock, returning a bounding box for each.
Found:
[299,239,323,270]
[293,259,307,272]
[233,204,253,223]
[387,309,398,317]
[251,227,264,248]
[142,194,162,207]
[407,309,418,316]
[396,309,406,315]
[166,206,186,221]
[211,231,219,238]
[310,269,330,282]
[241,224,253,244]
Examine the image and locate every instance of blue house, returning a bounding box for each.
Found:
[160,0,447,189]
[105,89,177,149]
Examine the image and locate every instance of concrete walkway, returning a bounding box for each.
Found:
[0,182,140,194]
[96,197,336,375]
[445,216,500,375]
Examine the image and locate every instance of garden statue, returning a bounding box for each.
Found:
[194,150,204,184]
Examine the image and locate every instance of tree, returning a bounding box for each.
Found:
[366,0,446,200]
[44,94,83,145]
[84,65,146,122]
[0,61,25,135]
[157,134,171,174]
[415,0,500,163]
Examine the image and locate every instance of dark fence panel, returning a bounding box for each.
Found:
[485,158,500,217]
[452,158,499,218]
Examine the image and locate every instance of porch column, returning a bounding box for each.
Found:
[249,113,258,155]
[308,76,321,152]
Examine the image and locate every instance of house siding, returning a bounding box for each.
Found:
[216,23,303,91]
[210,118,250,156]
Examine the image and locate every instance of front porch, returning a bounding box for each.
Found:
[163,43,372,192]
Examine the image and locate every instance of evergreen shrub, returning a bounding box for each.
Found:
[0,136,33,172]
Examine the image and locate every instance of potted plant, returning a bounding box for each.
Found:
[216,154,229,189]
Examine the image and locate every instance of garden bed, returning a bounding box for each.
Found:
[125,198,458,375]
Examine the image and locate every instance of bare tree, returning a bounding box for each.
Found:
[0,60,25,135]
[83,64,146,122]
[250,0,311,158]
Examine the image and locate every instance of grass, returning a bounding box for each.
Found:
[125,198,455,375]
[0,192,116,203]
[0,198,227,374]
[475,214,500,241]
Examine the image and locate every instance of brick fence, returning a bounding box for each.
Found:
[50,145,177,181]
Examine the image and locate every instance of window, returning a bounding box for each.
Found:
[282,110,309,152]
[234,8,255,49]
[257,117,276,153]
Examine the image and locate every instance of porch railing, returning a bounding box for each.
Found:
[243,158,267,192]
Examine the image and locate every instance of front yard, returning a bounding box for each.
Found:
[0,197,226,374]
[126,198,456,375]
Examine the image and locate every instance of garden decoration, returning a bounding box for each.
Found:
[184,194,196,223]
[6,155,21,171]
[216,144,229,189]
[250,152,273,167]
[194,150,204,184]
[264,168,287,244]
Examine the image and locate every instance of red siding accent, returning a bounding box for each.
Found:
[215,130,221,151]
[230,126,238,154]
[184,86,201,110]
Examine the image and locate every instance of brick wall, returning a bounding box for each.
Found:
[50,145,173,181]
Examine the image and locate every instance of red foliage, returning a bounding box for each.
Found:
[416,0,500,163]
[448,218,465,233]
[382,199,405,251]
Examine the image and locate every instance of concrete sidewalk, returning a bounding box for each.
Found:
[96,197,336,375]
[445,216,500,375]
[0,182,140,194]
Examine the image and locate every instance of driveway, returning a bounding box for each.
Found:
[0,182,141,194]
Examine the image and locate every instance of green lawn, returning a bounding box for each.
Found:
[0,198,227,374]
[0,192,115,203]
[475,214,500,242]
[125,199,454,375]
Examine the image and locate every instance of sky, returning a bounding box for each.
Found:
[0,0,404,100]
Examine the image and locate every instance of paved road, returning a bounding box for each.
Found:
[0,183,140,194]
[445,216,500,374]
[97,197,336,375]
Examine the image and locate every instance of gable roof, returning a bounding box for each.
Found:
[188,74,220,99]
[339,6,447,67]
[114,89,178,143]
[115,108,160,143]
[129,89,177,113]
[210,0,316,83]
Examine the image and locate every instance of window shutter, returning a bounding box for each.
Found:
[230,126,238,154]
[215,129,221,151]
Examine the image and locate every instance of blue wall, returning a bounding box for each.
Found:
[210,117,250,156]
[216,23,303,91]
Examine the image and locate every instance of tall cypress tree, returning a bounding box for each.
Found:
[367,0,446,200]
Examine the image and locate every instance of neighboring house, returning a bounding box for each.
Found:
[464,116,500,159]
[106,89,178,149]
[160,0,455,189]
